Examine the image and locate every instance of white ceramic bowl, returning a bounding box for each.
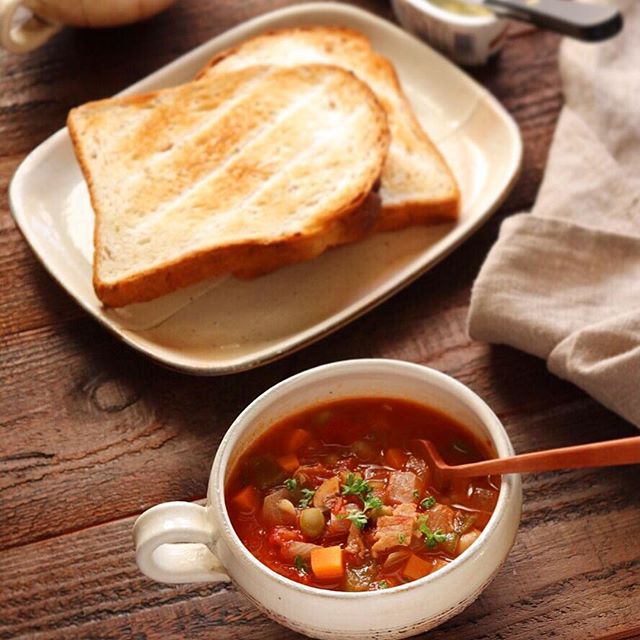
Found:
[133,359,522,639]
[391,0,508,66]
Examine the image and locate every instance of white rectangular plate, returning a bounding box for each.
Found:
[10,2,522,375]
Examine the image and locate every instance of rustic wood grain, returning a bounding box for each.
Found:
[2,473,639,640]
[1,1,638,639]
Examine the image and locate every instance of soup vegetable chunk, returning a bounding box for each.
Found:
[226,398,499,591]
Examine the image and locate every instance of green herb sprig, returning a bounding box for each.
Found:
[340,474,384,530]
[418,516,447,548]
[298,488,315,509]
[346,510,368,530]
[341,473,370,498]
[420,496,436,510]
[284,478,297,491]
[294,555,308,575]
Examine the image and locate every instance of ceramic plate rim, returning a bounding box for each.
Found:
[8,1,523,375]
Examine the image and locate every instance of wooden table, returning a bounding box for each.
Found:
[1,1,639,638]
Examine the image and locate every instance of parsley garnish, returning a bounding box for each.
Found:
[418,517,447,548]
[377,580,389,590]
[341,473,370,497]
[363,495,383,512]
[398,533,407,544]
[413,489,420,501]
[420,496,436,510]
[418,516,447,549]
[298,488,315,509]
[340,474,387,530]
[284,478,297,491]
[294,555,308,575]
[346,510,368,530]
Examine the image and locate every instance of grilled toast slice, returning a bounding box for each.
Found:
[197,27,460,231]
[68,65,389,307]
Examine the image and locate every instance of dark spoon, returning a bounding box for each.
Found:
[474,0,623,41]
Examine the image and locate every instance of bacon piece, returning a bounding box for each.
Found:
[385,471,419,505]
[371,513,415,557]
[424,504,455,534]
[281,540,322,561]
[394,503,417,518]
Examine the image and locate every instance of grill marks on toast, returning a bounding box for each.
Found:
[67,65,390,307]
[131,75,334,241]
[197,27,460,230]
[116,67,273,195]
[196,105,371,241]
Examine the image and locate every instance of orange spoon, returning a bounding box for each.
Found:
[416,436,640,486]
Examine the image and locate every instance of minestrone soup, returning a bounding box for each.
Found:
[226,397,499,591]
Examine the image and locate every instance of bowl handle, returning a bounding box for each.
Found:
[0,0,62,53]
[133,502,231,584]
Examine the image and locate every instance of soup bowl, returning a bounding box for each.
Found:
[133,359,522,639]
[0,0,177,53]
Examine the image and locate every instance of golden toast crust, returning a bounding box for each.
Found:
[198,26,460,230]
[68,65,389,307]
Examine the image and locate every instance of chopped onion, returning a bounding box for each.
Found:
[453,510,477,535]
[263,488,295,526]
[282,541,322,560]
[383,549,412,569]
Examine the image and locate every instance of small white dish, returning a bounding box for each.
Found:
[9,2,522,375]
[133,359,522,639]
[392,0,508,66]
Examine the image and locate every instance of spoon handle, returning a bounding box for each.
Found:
[483,0,623,42]
[447,436,640,478]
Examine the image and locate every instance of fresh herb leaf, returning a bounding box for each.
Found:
[418,516,447,548]
[346,509,368,530]
[341,475,385,529]
[341,473,370,498]
[363,495,383,512]
[298,488,315,509]
[377,580,389,590]
[294,555,308,575]
[398,533,407,544]
[413,489,420,501]
[420,496,436,510]
[284,478,297,491]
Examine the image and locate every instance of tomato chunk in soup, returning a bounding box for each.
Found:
[225,398,500,591]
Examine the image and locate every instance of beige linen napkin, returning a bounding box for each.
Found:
[468,0,640,428]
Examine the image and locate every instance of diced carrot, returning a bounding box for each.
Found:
[276,453,300,473]
[402,554,433,581]
[384,448,408,470]
[285,428,311,453]
[232,485,260,513]
[310,545,344,580]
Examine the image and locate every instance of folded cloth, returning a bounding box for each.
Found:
[468,0,640,428]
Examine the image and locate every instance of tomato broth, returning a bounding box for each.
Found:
[225,397,500,591]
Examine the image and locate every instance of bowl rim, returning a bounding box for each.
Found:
[209,358,519,599]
